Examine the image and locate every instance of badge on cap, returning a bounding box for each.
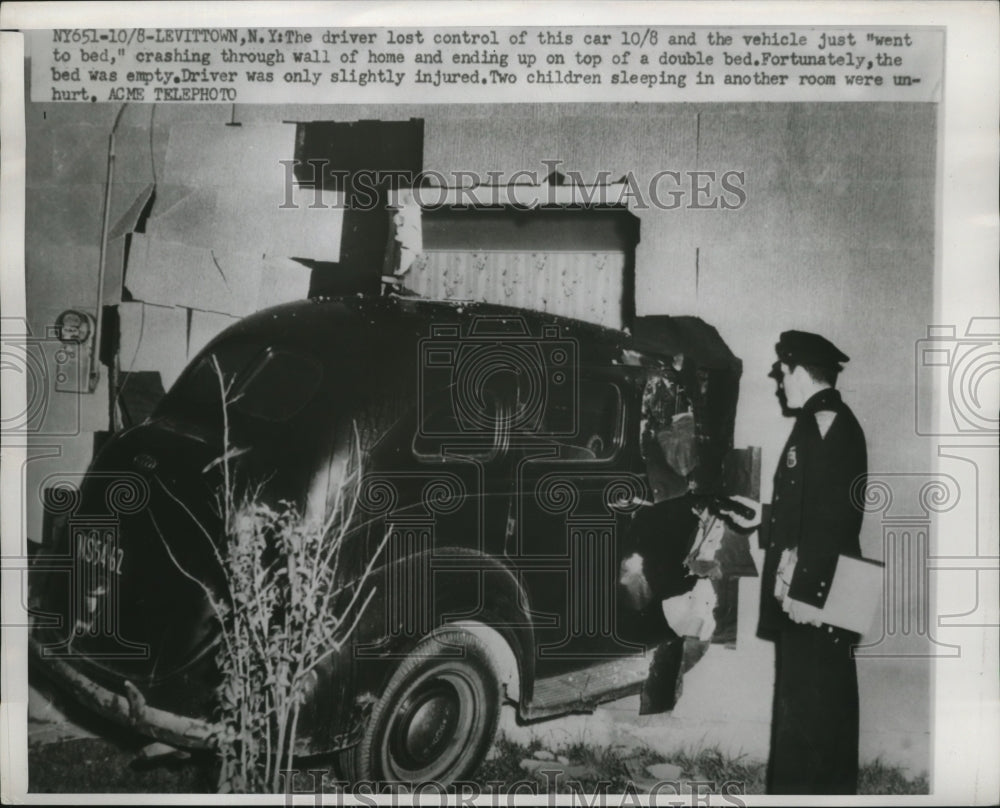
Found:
[786,445,797,468]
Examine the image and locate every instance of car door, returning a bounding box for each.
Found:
[510,367,656,679]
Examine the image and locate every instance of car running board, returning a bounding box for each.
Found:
[521,653,650,721]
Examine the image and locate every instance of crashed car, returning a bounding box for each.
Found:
[31,293,749,784]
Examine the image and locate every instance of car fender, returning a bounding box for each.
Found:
[348,545,536,710]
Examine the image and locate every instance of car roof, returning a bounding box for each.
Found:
[196,293,631,366]
[190,293,740,379]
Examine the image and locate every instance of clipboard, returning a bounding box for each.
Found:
[788,554,884,634]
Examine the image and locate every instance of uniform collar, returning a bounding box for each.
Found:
[800,386,840,415]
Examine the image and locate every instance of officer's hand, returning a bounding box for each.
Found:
[782,598,823,627]
[720,495,762,530]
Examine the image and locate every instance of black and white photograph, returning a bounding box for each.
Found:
[1,2,997,804]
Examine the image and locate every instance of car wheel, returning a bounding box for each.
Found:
[338,629,501,785]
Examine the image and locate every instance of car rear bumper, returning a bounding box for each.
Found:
[29,635,217,750]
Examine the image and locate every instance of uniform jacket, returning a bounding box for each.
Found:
[758,387,867,640]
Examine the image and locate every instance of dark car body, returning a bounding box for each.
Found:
[30,293,743,774]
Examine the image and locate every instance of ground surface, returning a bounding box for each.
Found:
[27,683,927,796]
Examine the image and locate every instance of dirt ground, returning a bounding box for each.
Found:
[28,728,927,796]
[26,673,926,795]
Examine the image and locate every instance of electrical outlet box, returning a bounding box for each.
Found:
[52,310,97,394]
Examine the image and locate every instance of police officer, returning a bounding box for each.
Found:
[757,330,868,794]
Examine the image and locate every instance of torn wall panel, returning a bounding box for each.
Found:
[144,187,219,244]
[100,236,129,308]
[258,255,312,309]
[145,185,343,263]
[116,372,166,429]
[149,183,199,219]
[125,234,311,318]
[187,310,241,362]
[101,184,156,308]
[125,234,264,317]
[108,183,155,241]
[116,301,189,391]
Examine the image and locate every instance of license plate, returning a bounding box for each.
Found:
[74,527,124,577]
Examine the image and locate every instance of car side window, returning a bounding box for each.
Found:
[539,379,624,461]
[413,379,623,463]
[412,394,508,462]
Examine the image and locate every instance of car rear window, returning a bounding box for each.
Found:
[167,343,321,423]
[231,349,322,422]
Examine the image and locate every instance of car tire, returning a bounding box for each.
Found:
[337,629,501,786]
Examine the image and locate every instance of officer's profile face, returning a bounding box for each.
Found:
[768,361,790,415]
[780,362,808,409]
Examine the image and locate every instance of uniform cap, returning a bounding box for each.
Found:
[775,330,849,369]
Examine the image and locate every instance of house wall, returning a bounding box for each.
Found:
[23,95,936,774]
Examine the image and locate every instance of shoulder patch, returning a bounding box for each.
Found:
[815,410,837,438]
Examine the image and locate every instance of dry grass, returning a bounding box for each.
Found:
[471,736,927,796]
[29,731,930,795]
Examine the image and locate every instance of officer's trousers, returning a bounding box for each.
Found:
[767,622,859,794]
